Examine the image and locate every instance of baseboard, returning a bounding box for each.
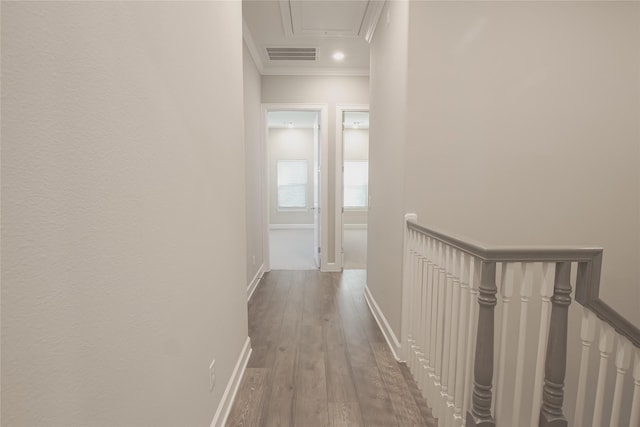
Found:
[269,224,313,230]
[321,262,342,273]
[210,337,252,427]
[364,285,403,362]
[247,263,265,301]
[344,224,368,230]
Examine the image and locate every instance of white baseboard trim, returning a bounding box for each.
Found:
[321,262,342,273]
[210,337,252,427]
[344,224,368,230]
[247,264,265,302]
[269,224,313,230]
[364,285,403,362]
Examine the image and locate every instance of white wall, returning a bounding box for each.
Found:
[368,0,640,344]
[344,129,369,225]
[262,76,369,262]
[404,1,640,325]
[1,3,249,426]
[367,0,409,336]
[268,128,315,225]
[243,41,265,287]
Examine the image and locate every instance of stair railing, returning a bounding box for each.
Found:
[401,214,640,427]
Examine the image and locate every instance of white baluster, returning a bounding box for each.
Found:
[406,229,414,371]
[630,349,640,427]
[428,237,439,402]
[573,308,597,427]
[412,230,421,374]
[530,263,555,427]
[592,323,615,427]
[446,249,461,426]
[402,218,415,363]
[422,235,434,399]
[407,230,416,374]
[441,246,454,421]
[434,241,446,419]
[512,263,534,427]
[610,336,632,427]
[418,234,428,392]
[412,233,422,385]
[454,252,470,427]
[462,256,480,427]
[495,262,515,423]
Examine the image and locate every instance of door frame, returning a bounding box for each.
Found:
[261,103,329,272]
[335,104,369,270]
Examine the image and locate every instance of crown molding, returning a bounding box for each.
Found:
[362,0,385,43]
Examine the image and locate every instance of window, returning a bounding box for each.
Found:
[277,160,308,209]
[343,161,368,209]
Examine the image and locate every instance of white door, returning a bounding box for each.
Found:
[313,116,321,268]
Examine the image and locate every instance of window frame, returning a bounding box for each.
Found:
[343,160,369,211]
[276,159,309,211]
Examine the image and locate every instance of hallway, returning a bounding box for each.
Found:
[226,270,437,426]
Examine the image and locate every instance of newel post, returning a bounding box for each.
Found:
[539,262,572,427]
[466,261,497,427]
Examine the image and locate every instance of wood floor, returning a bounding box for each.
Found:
[226,269,437,427]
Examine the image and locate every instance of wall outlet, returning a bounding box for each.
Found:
[252,255,256,265]
[209,359,216,391]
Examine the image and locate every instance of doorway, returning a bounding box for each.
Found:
[336,106,369,270]
[263,105,328,271]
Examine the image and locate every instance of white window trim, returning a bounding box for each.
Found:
[276,159,308,210]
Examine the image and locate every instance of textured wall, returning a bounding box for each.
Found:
[2,2,248,425]
[405,1,640,325]
[367,0,409,337]
[243,41,265,286]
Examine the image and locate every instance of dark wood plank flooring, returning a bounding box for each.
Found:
[226,270,437,427]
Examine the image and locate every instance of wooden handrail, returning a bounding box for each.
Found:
[406,219,640,348]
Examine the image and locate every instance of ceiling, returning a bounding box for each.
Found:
[242,0,384,76]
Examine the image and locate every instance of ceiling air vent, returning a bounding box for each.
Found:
[266,47,317,61]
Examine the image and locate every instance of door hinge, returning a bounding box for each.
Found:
[318,247,321,254]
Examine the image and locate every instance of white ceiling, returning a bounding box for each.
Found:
[243,0,384,76]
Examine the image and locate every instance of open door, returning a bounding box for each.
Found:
[313,115,321,268]
[336,106,369,270]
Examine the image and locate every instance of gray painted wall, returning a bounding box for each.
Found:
[404,1,640,326]
[2,3,249,425]
[367,0,640,347]
[368,0,409,336]
[243,41,265,286]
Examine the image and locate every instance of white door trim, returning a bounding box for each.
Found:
[261,103,330,272]
[335,104,369,271]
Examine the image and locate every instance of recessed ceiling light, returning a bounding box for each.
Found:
[333,51,345,61]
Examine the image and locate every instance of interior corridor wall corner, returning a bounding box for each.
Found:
[243,40,265,295]
[366,0,409,341]
[1,2,249,426]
